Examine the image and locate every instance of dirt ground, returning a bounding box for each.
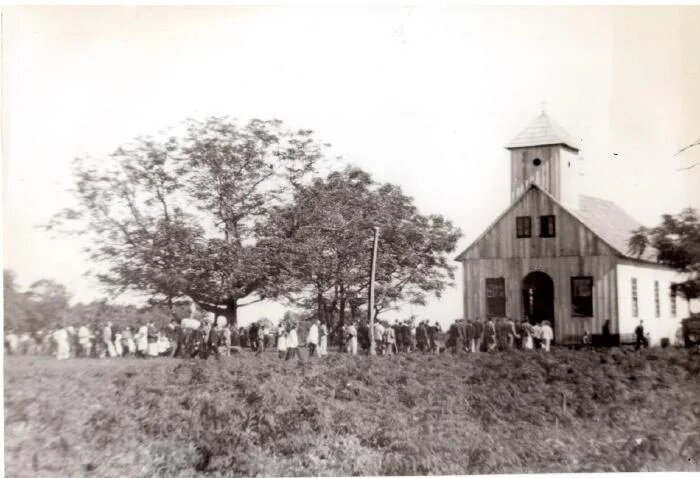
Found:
[4,346,700,477]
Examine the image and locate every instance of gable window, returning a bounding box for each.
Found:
[670,283,677,318]
[539,215,556,238]
[654,280,660,318]
[485,278,506,318]
[631,278,639,318]
[516,216,531,238]
[571,276,593,317]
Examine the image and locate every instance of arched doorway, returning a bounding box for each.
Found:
[522,271,555,329]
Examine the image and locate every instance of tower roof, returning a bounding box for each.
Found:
[505,112,580,151]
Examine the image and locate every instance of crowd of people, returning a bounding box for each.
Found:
[336,316,555,356]
[5,313,560,361]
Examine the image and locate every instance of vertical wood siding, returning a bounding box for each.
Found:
[460,187,621,343]
[462,256,618,343]
[510,146,560,202]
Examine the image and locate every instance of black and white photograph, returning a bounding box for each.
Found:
[2,5,700,477]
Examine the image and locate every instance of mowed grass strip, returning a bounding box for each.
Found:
[4,347,700,477]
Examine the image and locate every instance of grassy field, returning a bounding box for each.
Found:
[4,347,700,477]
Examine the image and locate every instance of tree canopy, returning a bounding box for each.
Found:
[261,167,462,329]
[49,117,461,328]
[629,207,700,307]
[49,117,327,325]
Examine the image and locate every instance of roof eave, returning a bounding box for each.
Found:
[505,142,580,152]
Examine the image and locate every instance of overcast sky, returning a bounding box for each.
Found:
[3,6,699,328]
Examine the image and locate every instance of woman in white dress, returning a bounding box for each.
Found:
[541,320,554,352]
[521,319,534,350]
[147,322,160,357]
[137,324,149,356]
[319,322,328,356]
[114,330,124,357]
[346,322,358,356]
[52,326,70,360]
[277,327,287,359]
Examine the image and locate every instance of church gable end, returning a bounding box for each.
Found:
[457,186,619,261]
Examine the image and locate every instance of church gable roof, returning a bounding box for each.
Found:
[570,195,657,262]
[455,184,656,262]
[505,112,580,151]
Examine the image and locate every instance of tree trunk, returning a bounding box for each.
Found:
[317,292,324,324]
[194,299,237,327]
[225,301,238,328]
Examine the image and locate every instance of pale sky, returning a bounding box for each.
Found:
[3,6,699,328]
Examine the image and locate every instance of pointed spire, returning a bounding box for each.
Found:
[505,112,579,151]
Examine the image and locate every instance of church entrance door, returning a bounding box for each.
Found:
[522,271,555,329]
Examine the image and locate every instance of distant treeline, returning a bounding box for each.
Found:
[3,269,188,334]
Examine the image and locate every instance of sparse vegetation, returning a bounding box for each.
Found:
[5,347,700,477]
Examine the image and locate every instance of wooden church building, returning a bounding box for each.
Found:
[456,112,689,345]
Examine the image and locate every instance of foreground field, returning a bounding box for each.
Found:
[4,347,700,477]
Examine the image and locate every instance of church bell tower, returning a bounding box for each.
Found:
[505,112,582,209]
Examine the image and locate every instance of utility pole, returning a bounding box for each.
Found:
[368,226,379,356]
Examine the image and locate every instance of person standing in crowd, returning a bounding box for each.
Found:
[255,323,266,356]
[136,323,149,357]
[319,320,328,356]
[53,324,71,360]
[532,321,543,349]
[77,324,92,358]
[248,323,258,352]
[263,325,273,350]
[122,326,135,357]
[635,320,648,350]
[409,321,417,352]
[485,317,497,351]
[473,318,484,352]
[602,319,612,348]
[464,319,475,353]
[285,322,304,362]
[147,321,160,357]
[103,322,116,358]
[346,320,358,355]
[230,326,242,354]
[425,320,434,351]
[449,320,462,355]
[179,316,200,357]
[114,328,124,357]
[493,318,505,350]
[506,317,520,349]
[277,326,287,359]
[307,319,320,358]
[513,318,524,349]
[221,325,232,356]
[66,327,78,358]
[521,319,534,350]
[385,323,396,356]
[541,320,554,352]
[373,321,385,355]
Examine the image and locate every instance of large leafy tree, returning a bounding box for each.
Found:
[629,207,700,310]
[262,167,462,329]
[49,117,326,325]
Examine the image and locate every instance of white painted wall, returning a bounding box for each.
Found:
[559,147,581,210]
[616,262,690,345]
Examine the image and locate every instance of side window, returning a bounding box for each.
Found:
[571,276,593,317]
[539,215,556,238]
[670,283,677,318]
[631,278,639,318]
[516,216,531,238]
[485,278,506,317]
[654,280,660,318]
